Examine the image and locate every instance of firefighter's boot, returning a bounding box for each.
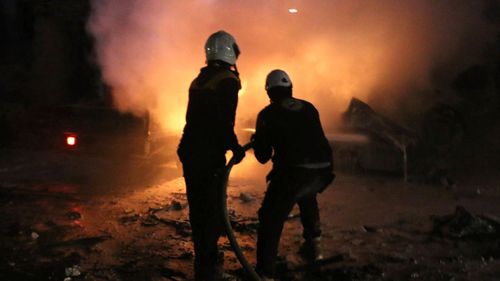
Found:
[300,236,324,261]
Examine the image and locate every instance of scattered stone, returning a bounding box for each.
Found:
[65,265,81,277]
[124,208,135,214]
[481,256,489,266]
[239,192,255,203]
[64,278,72,281]
[411,272,419,278]
[231,220,259,233]
[31,232,39,240]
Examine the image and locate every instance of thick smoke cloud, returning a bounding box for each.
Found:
[88,0,498,133]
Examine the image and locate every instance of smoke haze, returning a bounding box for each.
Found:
[88,0,498,134]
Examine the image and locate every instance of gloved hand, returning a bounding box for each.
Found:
[231,144,246,164]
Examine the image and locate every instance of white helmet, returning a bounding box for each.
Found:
[205,30,240,65]
[265,69,292,90]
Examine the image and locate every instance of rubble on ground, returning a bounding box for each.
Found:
[432,206,500,239]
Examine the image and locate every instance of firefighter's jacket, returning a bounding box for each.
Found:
[253,97,333,169]
[178,64,241,170]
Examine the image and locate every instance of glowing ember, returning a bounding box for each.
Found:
[288,8,298,14]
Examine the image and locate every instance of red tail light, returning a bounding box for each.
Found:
[64,133,77,147]
[67,136,76,146]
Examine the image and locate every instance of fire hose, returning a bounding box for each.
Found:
[222,141,261,281]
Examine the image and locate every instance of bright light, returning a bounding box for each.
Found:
[66,136,76,146]
[288,8,298,14]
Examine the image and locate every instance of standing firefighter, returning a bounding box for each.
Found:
[177,30,245,281]
[252,69,335,280]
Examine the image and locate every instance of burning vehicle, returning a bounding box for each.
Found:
[333,98,464,186]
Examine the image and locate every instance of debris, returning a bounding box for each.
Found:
[141,215,159,227]
[239,192,255,203]
[31,232,39,240]
[151,213,191,237]
[231,219,259,233]
[176,251,193,260]
[432,206,499,239]
[119,214,139,224]
[169,200,183,211]
[343,97,417,180]
[362,225,381,233]
[66,211,81,220]
[411,272,419,278]
[63,278,72,281]
[65,265,81,277]
[124,208,134,214]
[482,213,500,225]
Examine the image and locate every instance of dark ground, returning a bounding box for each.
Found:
[0,149,500,281]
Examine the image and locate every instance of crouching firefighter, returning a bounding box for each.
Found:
[252,69,335,280]
[177,30,246,281]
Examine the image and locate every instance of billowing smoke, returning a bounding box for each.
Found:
[88,0,498,133]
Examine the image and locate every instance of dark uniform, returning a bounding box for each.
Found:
[177,62,243,280]
[253,96,334,277]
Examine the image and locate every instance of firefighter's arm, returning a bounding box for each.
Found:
[217,77,245,163]
[252,112,272,164]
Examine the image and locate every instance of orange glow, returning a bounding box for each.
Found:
[66,136,76,146]
[88,0,495,137]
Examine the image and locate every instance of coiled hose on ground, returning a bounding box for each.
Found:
[222,142,261,281]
